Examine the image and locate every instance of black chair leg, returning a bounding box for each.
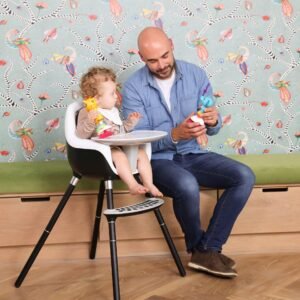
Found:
[107,215,120,300]
[15,176,80,288]
[90,180,105,259]
[105,181,120,300]
[154,208,186,277]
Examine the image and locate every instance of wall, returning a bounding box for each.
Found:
[0,0,299,162]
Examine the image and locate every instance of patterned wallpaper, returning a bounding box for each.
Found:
[0,0,299,162]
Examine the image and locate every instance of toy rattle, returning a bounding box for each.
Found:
[83,97,113,138]
[189,95,214,147]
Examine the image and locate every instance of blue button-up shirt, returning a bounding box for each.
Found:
[122,59,222,160]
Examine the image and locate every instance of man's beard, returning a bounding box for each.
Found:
[152,64,175,79]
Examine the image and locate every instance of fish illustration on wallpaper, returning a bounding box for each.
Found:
[8,120,35,153]
[225,132,249,155]
[227,46,250,75]
[269,72,291,104]
[69,0,79,9]
[109,0,122,17]
[142,2,164,29]
[219,28,233,43]
[43,28,58,43]
[6,29,32,63]
[45,118,60,133]
[282,0,293,17]
[244,0,253,10]
[273,0,293,17]
[222,115,232,127]
[16,127,35,153]
[51,46,76,77]
[52,143,66,154]
[186,31,209,63]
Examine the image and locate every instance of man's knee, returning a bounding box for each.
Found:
[175,176,200,197]
[238,164,256,187]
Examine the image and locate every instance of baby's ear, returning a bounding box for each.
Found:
[116,84,122,108]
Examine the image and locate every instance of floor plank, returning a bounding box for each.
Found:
[1,253,300,300]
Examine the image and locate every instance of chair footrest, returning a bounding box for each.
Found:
[104,197,164,217]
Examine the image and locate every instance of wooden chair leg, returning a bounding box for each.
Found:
[154,208,186,277]
[90,180,105,259]
[15,176,80,287]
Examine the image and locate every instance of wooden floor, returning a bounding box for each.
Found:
[1,252,300,300]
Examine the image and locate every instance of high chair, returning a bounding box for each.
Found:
[15,101,186,300]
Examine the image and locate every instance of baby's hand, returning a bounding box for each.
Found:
[125,112,142,130]
[128,112,142,121]
[88,110,100,124]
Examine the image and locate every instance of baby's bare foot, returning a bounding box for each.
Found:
[148,185,163,197]
[128,183,149,195]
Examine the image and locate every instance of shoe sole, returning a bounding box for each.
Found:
[187,262,238,278]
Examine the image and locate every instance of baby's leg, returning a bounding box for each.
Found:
[137,148,163,197]
[111,148,148,195]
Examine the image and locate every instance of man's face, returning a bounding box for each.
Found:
[139,40,175,80]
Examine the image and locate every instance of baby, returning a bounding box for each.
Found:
[76,66,162,197]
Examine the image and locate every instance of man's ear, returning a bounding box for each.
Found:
[139,51,145,62]
[169,38,174,50]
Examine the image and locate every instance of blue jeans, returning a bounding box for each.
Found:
[151,152,255,253]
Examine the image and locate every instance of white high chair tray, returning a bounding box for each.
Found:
[91,130,167,146]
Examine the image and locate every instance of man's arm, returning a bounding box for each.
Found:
[171,104,221,142]
[197,72,222,136]
[122,81,178,151]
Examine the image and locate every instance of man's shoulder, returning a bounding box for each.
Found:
[176,59,205,74]
[124,65,147,85]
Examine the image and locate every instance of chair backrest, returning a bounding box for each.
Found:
[64,101,151,179]
[65,101,118,177]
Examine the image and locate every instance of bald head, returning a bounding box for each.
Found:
[137,27,175,79]
[138,27,170,52]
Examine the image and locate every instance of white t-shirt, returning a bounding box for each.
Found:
[155,70,176,111]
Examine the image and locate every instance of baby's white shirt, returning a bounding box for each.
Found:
[98,107,123,125]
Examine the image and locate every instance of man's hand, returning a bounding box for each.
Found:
[201,106,219,127]
[172,114,207,142]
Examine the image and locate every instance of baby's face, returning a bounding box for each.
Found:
[97,80,118,109]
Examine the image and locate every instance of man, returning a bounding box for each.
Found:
[122,27,255,278]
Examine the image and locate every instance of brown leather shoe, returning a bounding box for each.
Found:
[188,250,237,278]
[219,253,236,269]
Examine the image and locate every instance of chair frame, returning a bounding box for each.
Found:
[14,101,186,300]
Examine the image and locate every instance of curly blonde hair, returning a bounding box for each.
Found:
[80,67,116,99]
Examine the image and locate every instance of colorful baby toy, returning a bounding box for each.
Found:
[190,95,214,147]
[83,97,113,138]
